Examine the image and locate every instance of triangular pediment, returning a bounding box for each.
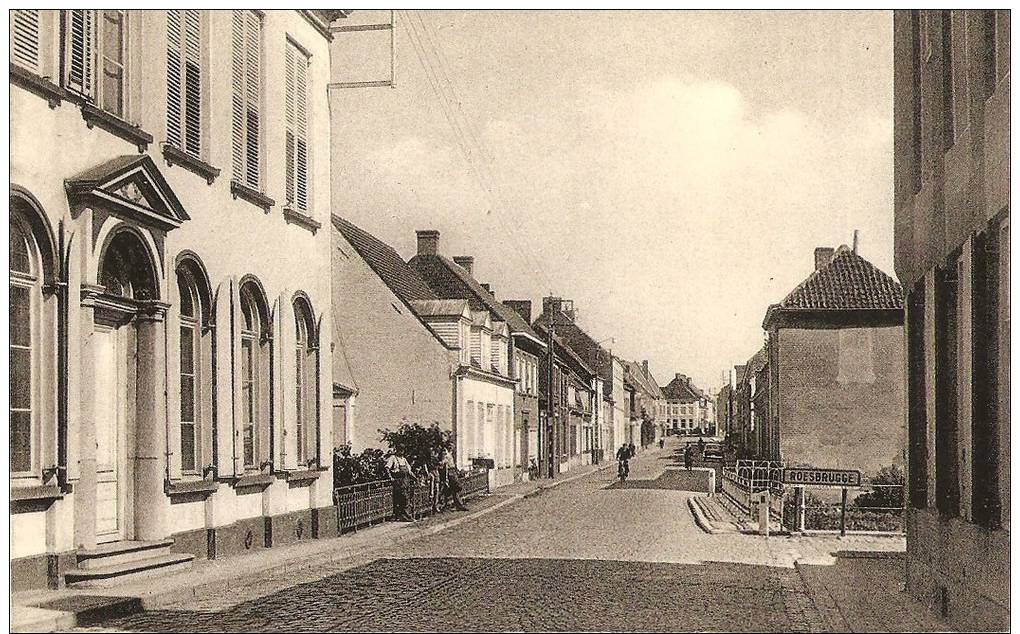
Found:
[66,155,189,230]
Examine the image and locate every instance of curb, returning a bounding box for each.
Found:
[687,496,722,535]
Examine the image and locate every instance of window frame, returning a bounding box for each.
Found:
[293,297,318,468]
[239,289,262,471]
[9,216,40,478]
[176,266,202,475]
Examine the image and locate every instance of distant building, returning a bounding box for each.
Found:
[660,374,706,436]
[759,243,905,478]
[893,10,1009,630]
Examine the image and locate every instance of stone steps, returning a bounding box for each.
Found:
[65,540,194,588]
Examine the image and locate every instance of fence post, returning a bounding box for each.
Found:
[796,486,806,532]
[840,487,848,537]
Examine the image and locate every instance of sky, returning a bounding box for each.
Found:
[330,10,894,393]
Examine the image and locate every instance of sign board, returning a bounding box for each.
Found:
[782,467,861,488]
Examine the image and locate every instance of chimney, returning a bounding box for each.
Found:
[814,247,834,271]
[676,373,684,381]
[480,282,492,295]
[416,230,440,256]
[852,229,860,254]
[642,360,649,375]
[453,256,474,275]
[504,300,532,323]
[543,296,563,319]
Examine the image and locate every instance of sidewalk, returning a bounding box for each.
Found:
[11,461,613,633]
[690,490,950,632]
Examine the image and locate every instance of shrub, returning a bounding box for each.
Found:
[332,444,388,488]
[379,422,453,471]
[855,464,905,510]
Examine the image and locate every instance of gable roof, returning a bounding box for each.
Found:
[410,299,470,319]
[66,155,189,230]
[409,254,545,347]
[532,321,595,378]
[333,216,437,303]
[661,375,703,402]
[621,359,663,400]
[766,246,903,326]
[532,309,614,382]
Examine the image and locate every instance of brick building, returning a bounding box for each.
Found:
[893,10,1009,630]
[759,243,905,477]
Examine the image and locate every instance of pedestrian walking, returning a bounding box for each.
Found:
[439,447,468,511]
[683,445,693,471]
[659,438,665,450]
[616,444,631,481]
[386,450,415,521]
[628,442,636,459]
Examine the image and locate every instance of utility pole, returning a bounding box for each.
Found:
[546,317,556,479]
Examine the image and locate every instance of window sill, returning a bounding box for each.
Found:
[162,144,221,185]
[230,181,275,211]
[10,483,64,502]
[164,478,219,499]
[232,473,275,491]
[9,63,65,108]
[282,469,322,486]
[283,207,322,233]
[80,103,153,153]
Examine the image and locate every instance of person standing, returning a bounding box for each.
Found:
[616,443,631,480]
[439,447,468,511]
[684,445,693,471]
[386,450,415,521]
[628,442,636,460]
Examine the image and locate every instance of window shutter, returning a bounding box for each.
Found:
[231,11,261,189]
[167,10,201,155]
[11,10,41,73]
[166,10,183,148]
[244,12,261,189]
[285,40,310,212]
[66,10,95,96]
[183,10,202,156]
[230,11,245,181]
[284,43,296,205]
[295,52,309,212]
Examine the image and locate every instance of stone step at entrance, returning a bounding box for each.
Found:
[65,540,194,588]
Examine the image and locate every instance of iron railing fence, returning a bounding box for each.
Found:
[333,468,491,531]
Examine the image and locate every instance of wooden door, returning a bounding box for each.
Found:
[94,325,128,543]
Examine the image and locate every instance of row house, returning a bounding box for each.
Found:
[408,231,522,487]
[893,10,1009,629]
[10,10,334,590]
[330,219,518,485]
[502,299,548,480]
[759,242,905,477]
[621,359,663,447]
[532,296,614,461]
[532,321,597,476]
[732,350,766,458]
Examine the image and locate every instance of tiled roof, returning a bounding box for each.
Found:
[410,299,469,318]
[409,254,544,344]
[532,322,595,377]
[661,376,702,402]
[333,216,437,303]
[532,311,614,381]
[776,245,904,312]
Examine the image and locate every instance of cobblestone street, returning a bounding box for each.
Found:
[80,447,915,632]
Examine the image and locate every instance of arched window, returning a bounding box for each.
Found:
[176,257,211,475]
[239,280,270,471]
[293,296,317,467]
[10,214,40,474]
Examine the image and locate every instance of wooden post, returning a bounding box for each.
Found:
[796,486,806,532]
[840,487,848,537]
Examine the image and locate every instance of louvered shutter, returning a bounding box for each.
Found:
[65,10,96,97]
[244,12,261,188]
[11,10,41,73]
[294,50,309,212]
[166,10,183,148]
[167,10,202,155]
[230,11,245,180]
[231,11,261,189]
[213,280,235,477]
[284,43,296,206]
[285,41,310,212]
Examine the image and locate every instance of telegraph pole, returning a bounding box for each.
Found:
[546,317,556,479]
